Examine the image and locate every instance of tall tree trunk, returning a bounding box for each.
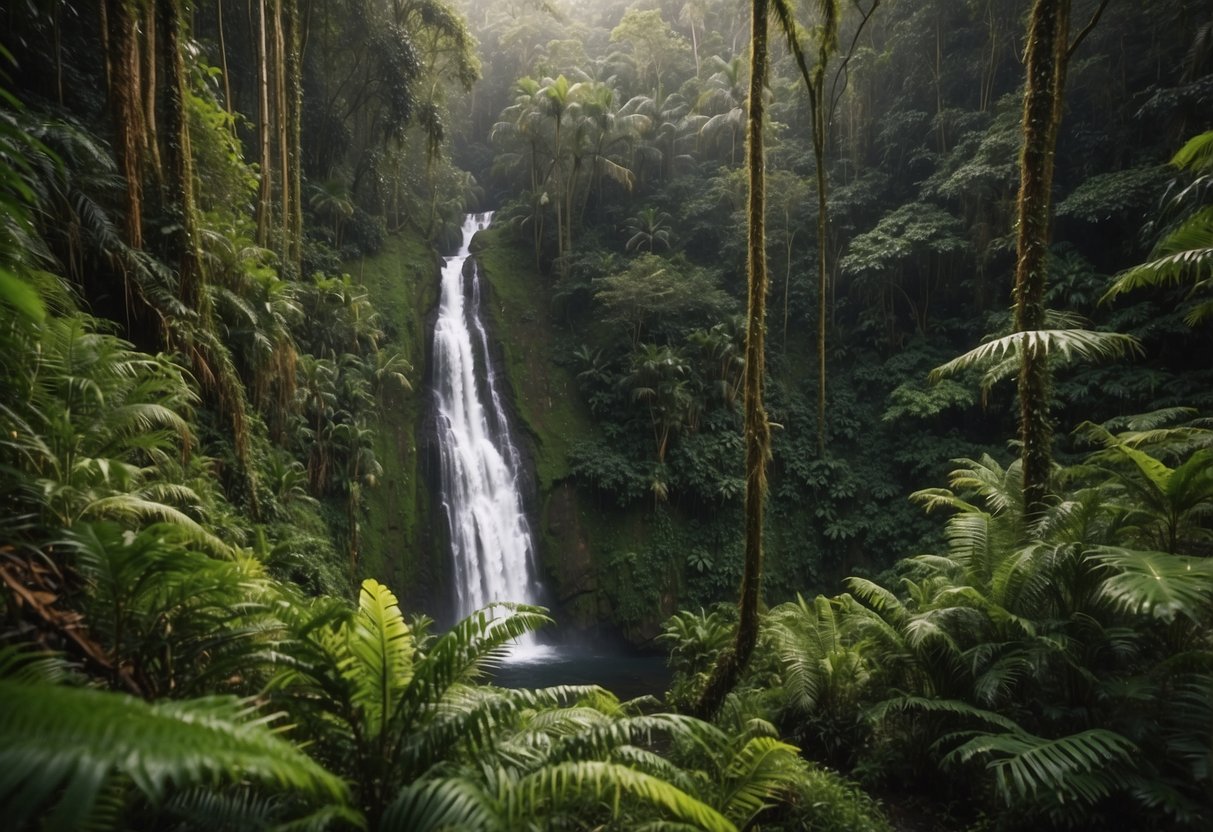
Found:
[142,2,163,185]
[254,0,273,246]
[813,89,828,454]
[159,0,202,309]
[105,0,144,250]
[216,0,235,120]
[273,0,290,264]
[1013,0,1071,523]
[694,0,771,720]
[285,0,303,274]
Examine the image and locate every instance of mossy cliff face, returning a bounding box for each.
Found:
[351,231,448,616]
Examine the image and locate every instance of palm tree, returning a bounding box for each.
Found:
[690,54,747,164]
[624,206,673,253]
[623,343,694,466]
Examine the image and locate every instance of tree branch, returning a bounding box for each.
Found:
[1067,0,1111,61]
[829,0,881,125]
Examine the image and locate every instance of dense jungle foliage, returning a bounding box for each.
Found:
[1,0,1211,829]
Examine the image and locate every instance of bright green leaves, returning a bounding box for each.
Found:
[346,577,414,737]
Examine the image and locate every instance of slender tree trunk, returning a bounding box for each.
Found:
[143,2,163,185]
[216,0,235,120]
[164,0,257,512]
[1013,0,1070,523]
[285,0,303,273]
[159,0,202,309]
[694,0,771,720]
[255,0,274,246]
[273,0,290,263]
[813,88,828,454]
[105,0,144,250]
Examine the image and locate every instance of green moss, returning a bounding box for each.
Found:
[347,230,441,606]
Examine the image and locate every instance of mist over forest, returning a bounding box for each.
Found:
[1,1,1211,830]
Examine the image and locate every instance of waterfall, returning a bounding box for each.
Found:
[432,212,549,656]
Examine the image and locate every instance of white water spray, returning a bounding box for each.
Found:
[432,213,550,658]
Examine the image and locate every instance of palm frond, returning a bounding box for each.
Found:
[1092,546,1213,622]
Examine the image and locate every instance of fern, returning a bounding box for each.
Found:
[943,727,1136,807]
[380,777,494,832]
[867,695,1021,733]
[714,735,802,824]
[507,760,738,831]
[346,578,414,737]
[930,329,1142,391]
[0,680,350,832]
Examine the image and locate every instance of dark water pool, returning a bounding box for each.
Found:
[488,649,672,701]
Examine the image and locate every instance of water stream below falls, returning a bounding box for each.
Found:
[432,212,551,658]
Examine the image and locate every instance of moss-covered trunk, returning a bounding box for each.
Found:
[1013,0,1071,523]
[695,0,771,720]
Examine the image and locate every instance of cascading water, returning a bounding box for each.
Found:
[432,212,549,656]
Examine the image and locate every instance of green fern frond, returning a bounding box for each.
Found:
[845,577,907,623]
[930,330,1142,388]
[346,578,414,737]
[1171,131,1213,172]
[380,777,494,832]
[400,603,552,713]
[943,727,1136,807]
[543,712,720,765]
[715,735,802,825]
[0,646,80,685]
[867,695,1021,732]
[506,760,738,832]
[0,680,350,832]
